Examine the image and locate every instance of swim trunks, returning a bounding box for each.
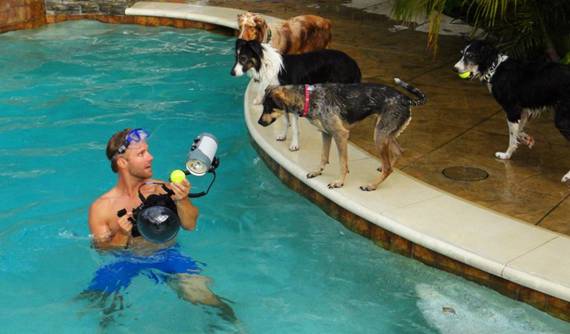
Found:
[87,245,203,293]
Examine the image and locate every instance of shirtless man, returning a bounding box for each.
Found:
[88,127,197,249]
[86,128,235,321]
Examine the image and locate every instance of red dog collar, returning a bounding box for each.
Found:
[301,84,312,117]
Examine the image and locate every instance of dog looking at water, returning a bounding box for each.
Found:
[231,39,361,151]
[237,12,331,55]
[258,80,426,190]
[453,40,570,182]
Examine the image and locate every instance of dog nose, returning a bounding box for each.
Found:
[452,66,459,73]
[230,69,236,76]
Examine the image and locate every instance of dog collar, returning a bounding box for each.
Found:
[481,54,508,83]
[301,84,314,117]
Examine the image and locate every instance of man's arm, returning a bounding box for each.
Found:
[88,198,132,249]
[176,198,199,230]
[170,179,199,230]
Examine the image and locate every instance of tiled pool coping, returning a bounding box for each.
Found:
[244,80,570,321]
[48,1,570,322]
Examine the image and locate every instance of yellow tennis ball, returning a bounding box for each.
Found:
[458,71,471,79]
[170,169,186,184]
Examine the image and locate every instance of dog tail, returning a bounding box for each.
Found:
[394,78,427,106]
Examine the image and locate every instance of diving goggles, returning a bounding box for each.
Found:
[115,128,150,155]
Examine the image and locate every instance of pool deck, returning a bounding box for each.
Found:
[125,1,570,320]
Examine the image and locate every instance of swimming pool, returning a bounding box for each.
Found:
[0,20,568,333]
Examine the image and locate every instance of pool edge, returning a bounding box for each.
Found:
[243,80,570,322]
[6,1,569,324]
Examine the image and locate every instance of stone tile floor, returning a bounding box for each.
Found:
[182,0,570,235]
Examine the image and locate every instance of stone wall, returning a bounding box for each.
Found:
[45,1,189,16]
[45,0,135,16]
[43,0,233,35]
[0,0,46,33]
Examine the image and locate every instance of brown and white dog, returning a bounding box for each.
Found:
[258,80,427,190]
[237,12,332,55]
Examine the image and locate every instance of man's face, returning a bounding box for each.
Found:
[122,141,153,179]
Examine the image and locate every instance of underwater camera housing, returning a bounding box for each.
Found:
[117,186,181,244]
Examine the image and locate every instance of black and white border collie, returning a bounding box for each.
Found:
[453,40,570,182]
[231,39,361,151]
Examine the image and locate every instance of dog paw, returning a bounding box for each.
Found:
[327,181,344,189]
[289,144,299,151]
[276,135,286,141]
[360,185,377,191]
[306,171,321,179]
[495,152,511,160]
[562,172,570,183]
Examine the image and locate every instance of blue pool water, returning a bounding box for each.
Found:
[0,21,569,333]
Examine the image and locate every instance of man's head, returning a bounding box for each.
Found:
[106,128,153,179]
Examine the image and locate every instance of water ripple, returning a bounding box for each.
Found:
[0,169,55,179]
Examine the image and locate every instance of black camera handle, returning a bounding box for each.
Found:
[116,183,173,219]
[187,169,216,198]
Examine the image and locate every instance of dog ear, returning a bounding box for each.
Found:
[236,39,246,51]
[480,40,498,56]
[249,40,263,60]
[263,87,287,111]
[253,15,265,26]
[253,16,267,38]
[270,87,287,105]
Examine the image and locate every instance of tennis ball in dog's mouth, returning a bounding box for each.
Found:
[170,169,186,184]
[458,71,471,79]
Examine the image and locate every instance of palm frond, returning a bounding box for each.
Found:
[391,0,569,59]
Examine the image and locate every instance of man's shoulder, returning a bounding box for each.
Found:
[90,189,117,214]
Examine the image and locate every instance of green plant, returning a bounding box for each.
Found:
[391,0,570,60]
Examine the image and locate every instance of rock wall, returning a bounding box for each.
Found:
[44,1,190,16]
[0,0,46,33]
[44,0,134,16]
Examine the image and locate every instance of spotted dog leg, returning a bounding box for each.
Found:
[555,106,570,182]
[288,113,300,151]
[253,86,265,105]
[328,130,350,188]
[276,113,289,142]
[516,111,534,148]
[495,121,521,160]
[307,132,332,179]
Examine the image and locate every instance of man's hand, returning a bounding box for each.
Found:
[169,179,198,230]
[170,179,191,202]
[117,211,133,234]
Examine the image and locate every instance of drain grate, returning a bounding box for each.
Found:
[442,166,489,182]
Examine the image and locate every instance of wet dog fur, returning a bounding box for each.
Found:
[232,39,361,151]
[258,80,426,190]
[237,12,331,55]
[453,40,570,182]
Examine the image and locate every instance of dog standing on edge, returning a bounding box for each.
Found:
[258,80,426,190]
[237,12,331,55]
[453,40,570,182]
[231,39,361,151]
